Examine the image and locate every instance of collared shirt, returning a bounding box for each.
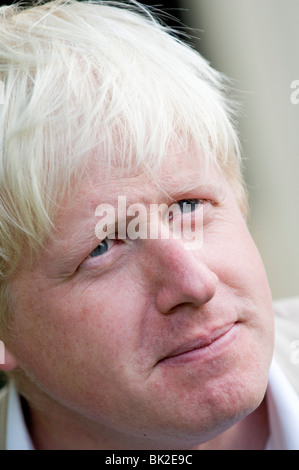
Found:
[265,360,299,450]
[4,359,299,450]
[6,380,34,450]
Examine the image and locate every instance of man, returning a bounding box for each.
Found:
[0,0,298,450]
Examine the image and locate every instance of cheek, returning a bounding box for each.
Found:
[10,277,140,398]
[8,280,154,433]
[231,229,274,354]
[210,220,274,343]
[236,232,273,307]
[214,220,271,294]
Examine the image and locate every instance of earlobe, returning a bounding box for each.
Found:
[0,342,18,371]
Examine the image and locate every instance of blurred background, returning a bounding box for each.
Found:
[143,0,299,301]
[2,0,299,301]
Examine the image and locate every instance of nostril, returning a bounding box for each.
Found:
[166,301,201,316]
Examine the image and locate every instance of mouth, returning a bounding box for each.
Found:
[157,322,238,366]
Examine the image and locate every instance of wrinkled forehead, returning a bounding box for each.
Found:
[82,143,222,199]
[51,147,227,246]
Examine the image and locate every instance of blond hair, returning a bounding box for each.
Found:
[0,0,245,329]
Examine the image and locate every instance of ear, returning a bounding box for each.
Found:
[0,342,18,371]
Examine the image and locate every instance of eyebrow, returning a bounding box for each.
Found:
[45,178,224,267]
[90,180,222,208]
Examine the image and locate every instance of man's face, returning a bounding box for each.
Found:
[8,149,274,448]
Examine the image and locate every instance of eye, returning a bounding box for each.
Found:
[178,199,203,213]
[89,238,115,258]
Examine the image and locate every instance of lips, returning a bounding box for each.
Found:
[158,323,236,364]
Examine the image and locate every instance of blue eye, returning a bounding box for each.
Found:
[89,239,113,257]
[178,199,201,213]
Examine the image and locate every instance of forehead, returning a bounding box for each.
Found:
[53,148,224,236]
[83,147,223,203]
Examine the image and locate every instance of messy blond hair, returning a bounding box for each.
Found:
[0,0,245,330]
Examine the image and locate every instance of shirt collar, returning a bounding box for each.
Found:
[266,359,299,450]
[6,381,34,450]
[5,359,299,450]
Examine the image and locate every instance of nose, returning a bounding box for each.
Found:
[141,237,218,314]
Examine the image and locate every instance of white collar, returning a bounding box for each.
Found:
[266,359,299,450]
[5,359,299,450]
[6,381,34,450]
